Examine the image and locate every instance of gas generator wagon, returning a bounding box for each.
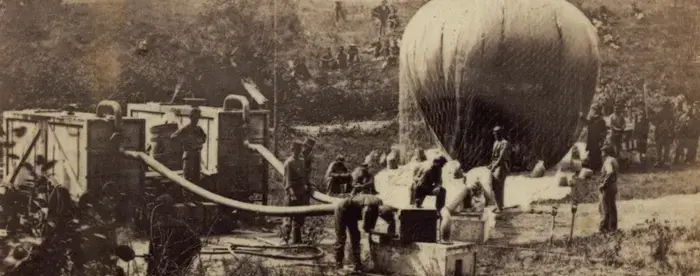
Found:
[126,95,271,234]
[2,102,146,226]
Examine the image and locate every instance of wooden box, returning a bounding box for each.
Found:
[2,109,145,203]
[397,208,438,243]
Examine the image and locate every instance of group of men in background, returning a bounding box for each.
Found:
[581,99,699,171]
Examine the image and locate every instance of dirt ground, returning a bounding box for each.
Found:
[492,193,700,245]
[115,190,700,275]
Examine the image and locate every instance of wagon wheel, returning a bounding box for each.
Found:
[41,185,74,238]
[30,210,47,237]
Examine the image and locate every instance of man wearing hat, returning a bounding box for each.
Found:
[653,100,675,167]
[599,145,619,233]
[347,44,359,64]
[674,105,694,164]
[488,126,510,212]
[410,155,447,212]
[302,138,316,184]
[687,102,700,164]
[608,105,626,157]
[372,0,393,37]
[170,107,207,188]
[634,105,650,166]
[580,106,607,170]
[351,161,376,195]
[333,194,396,273]
[281,141,310,244]
[411,148,427,163]
[324,154,352,195]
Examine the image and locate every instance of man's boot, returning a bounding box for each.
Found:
[292,227,303,244]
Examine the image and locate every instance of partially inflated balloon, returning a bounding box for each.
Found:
[398,0,600,170]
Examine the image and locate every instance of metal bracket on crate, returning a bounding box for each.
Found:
[95,100,124,152]
[222,94,251,124]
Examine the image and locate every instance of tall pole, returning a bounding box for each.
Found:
[272,0,279,156]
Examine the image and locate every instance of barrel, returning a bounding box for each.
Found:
[149,123,182,170]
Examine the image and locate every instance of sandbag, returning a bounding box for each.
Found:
[530,160,546,178]
[578,168,594,179]
[398,0,600,170]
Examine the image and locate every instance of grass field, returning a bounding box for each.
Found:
[138,0,700,274]
[262,120,700,275]
[4,0,700,275]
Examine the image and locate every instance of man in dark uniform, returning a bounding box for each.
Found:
[608,105,626,158]
[580,106,608,170]
[281,141,311,244]
[334,1,346,22]
[410,156,447,211]
[334,194,395,273]
[170,108,206,186]
[302,138,316,187]
[351,162,376,195]
[599,145,619,233]
[489,126,510,212]
[320,48,335,69]
[653,101,675,168]
[674,107,693,164]
[324,155,352,195]
[372,0,393,37]
[337,46,348,69]
[687,102,700,164]
[347,45,360,64]
[147,194,202,276]
[411,148,427,163]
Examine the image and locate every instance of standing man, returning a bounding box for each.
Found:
[171,107,207,200]
[623,108,636,151]
[410,156,447,211]
[347,45,359,64]
[334,194,396,273]
[281,141,311,244]
[324,155,352,195]
[336,46,348,69]
[320,48,335,69]
[147,194,202,276]
[411,148,427,163]
[653,101,675,168]
[351,161,376,195]
[608,105,626,158]
[674,106,693,164]
[489,126,510,212]
[598,145,619,233]
[580,106,608,170]
[635,106,650,166]
[371,0,393,37]
[687,102,700,164]
[302,138,316,188]
[334,1,346,22]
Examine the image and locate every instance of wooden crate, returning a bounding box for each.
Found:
[2,109,145,203]
[127,101,270,204]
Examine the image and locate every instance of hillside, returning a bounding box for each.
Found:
[293,0,700,119]
[0,0,698,123]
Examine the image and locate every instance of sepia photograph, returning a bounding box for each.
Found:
[0,0,699,275]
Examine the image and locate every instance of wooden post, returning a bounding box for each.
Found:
[8,129,42,185]
[643,82,648,118]
[272,0,279,157]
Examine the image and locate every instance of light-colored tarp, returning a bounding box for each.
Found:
[398,0,601,170]
[374,148,573,212]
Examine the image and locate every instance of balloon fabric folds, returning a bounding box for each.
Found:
[398,0,600,170]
